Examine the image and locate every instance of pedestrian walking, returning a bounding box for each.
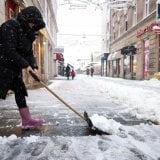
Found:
[86,68,90,76]
[66,64,71,80]
[0,6,45,129]
[71,69,76,80]
[90,67,94,77]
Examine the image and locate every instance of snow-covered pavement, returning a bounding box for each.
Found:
[0,74,160,160]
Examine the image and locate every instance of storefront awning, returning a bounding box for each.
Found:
[121,46,137,55]
[112,52,122,60]
[107,52,122,61]
[107,54,113,61]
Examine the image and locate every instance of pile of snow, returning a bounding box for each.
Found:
[90,114,122,134]
[0,134,17,144]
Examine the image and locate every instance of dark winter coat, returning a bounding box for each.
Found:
[0,6,45,99]
[66,66,71,77]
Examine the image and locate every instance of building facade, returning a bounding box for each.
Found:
[0,0,58,87]
[108,0,159,80]
[23,0,59,83]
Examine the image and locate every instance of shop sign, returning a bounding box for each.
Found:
[136,23,160,38]
[54,46,64,61]
[56,53,64,61]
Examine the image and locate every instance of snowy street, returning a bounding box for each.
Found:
[0,74,160,160]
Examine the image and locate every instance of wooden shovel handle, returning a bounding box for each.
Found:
[29,71,85,120]
[29,71,40,82]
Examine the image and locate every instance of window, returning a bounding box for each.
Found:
[145,0,149,17]
[133,2,137,25]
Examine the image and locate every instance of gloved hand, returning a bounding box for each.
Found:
[26,66,34,74]
[26,66,38,74]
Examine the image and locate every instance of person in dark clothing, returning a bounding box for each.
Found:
[66,64,71,80]
[0,6,45,129]
[91,67,94,77]
[86,68,90,76]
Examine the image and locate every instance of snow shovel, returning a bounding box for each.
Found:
[29,71,108,135]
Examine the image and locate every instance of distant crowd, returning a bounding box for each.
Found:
[63,64,95,80]
[65,64,76,80]
[86,67,94,77]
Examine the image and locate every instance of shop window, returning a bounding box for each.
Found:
[113,60,116,76]
[116,59,120,77]
[133,54,137,76]
[124,55,130,77]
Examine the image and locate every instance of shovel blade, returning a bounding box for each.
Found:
[84,111,93,128]
[84,111,110,135]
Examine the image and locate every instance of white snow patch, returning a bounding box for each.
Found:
[90,114,122,134]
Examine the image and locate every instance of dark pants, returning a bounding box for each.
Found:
[0,67,28,108]
[13,82,27,108]
[12,74,28,108]
[66,72,70,80]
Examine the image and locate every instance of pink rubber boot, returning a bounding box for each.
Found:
[19,107,44,129]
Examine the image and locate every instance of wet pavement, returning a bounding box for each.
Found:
[0,100,148,138]
[0,117,91,137]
